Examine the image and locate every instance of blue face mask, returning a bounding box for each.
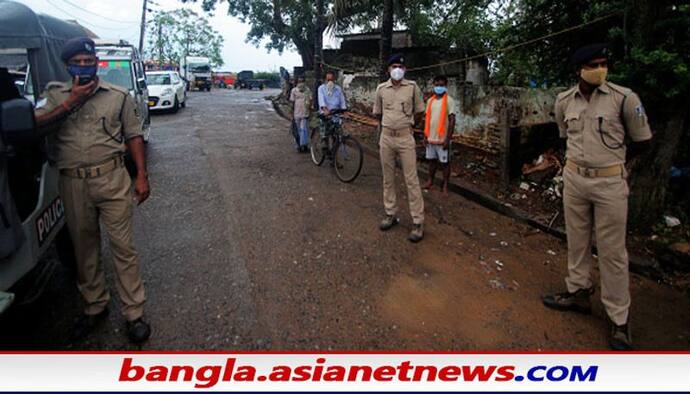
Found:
[67,65,97,85]
[433,86,447,95]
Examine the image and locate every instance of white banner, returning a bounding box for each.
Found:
[0,352,689,391]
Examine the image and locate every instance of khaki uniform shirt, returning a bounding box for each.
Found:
[373,79,425,130]
[554,81,652,168]
[36,80,143,170]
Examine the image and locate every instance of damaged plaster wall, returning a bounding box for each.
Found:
[339,73,562,152]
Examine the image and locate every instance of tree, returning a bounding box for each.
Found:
[184,0,326,70]
[337,0,689,229]
[145,9,224,67]
[331,0,407,80]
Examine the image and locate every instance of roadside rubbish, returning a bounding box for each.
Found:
[547,249,557,256]
[522,150,562,183]
[519,182,530,191]
[664,215,681,228]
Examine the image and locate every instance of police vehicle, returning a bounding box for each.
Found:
[0,1,85,314]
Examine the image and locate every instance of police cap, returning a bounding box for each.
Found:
[61,37,96,63]
[388,53,405,66]
[569,43,608,68]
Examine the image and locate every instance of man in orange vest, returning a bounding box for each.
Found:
[423,75,456,195]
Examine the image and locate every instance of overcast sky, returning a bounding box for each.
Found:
[18,0,323,72]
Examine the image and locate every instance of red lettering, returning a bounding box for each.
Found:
[373,366,396,381]
[438,366,461,381]
[222,358,236,381]
[119,358,144,381]
[462,366,496,382]
[495,365,515,382]
[347,366,372,382]
[292,365,311,382]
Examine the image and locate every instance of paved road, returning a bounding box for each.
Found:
[2,89,689,350]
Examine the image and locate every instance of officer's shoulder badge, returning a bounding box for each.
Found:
[635,105,646,117]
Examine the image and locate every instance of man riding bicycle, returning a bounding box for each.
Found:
[317,70,347,144]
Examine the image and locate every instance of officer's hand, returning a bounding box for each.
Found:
[66,77,97,107]
[134,175,150,205]
[443,139,450,149]
[422,138,428,147]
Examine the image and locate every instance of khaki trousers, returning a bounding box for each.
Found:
[379,127,424,224]
[563,166,629,325]
[59,165,145,321]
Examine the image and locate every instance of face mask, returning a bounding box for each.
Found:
[433,86,447,95]
[580,67,608,86]
[327,81,335,89]
[390,67,405,81]
[297,82,305,90]
[67,64,97,85]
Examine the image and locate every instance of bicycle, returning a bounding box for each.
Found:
[309,109,364,183]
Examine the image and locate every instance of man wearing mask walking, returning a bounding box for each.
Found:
[289,76,311,153]
[373,54,426,242]
[34,37,151,344]
[542,44,652,350]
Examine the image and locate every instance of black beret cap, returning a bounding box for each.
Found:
[388,53,405,66]
[61,37,96,62]
[569,43,608,67]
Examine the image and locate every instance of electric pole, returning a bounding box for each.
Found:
[138,0,148,54]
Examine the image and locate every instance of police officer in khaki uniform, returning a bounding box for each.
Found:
[373,54,426,242]
[35,37,151,343]
[543,44,652,350]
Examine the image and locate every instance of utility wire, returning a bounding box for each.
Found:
[321,11,621,74]
[56,0,139,24]
[45,0,139,31]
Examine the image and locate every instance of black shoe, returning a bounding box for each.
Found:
[127,318,151,344]
[379,215,400,231]
[70,308,109,342]
[609,322,634,351]
[408,223,424,243]
[542,288,593,314]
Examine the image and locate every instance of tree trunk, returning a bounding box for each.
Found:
[314,0,325,83]
[626,0,685,230]
[379,0,394,82]
[629,106,689,231]
[294,38,314,70]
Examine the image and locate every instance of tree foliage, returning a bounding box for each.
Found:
[184,0,326,69]
[145,9,224,67]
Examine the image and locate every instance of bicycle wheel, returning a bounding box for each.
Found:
[310,128,326,166]
[333,136,363,183]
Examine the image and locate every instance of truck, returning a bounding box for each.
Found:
[180,56,212,92]
[234,70,266,90]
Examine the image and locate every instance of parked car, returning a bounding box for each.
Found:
[94,39,151,142]
[146,71,186,113]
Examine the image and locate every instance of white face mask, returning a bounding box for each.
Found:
[390,67,405,81]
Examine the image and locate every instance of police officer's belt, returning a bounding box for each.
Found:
[60,156,125,179]
[382,126,411,137]
[566,161,623,178]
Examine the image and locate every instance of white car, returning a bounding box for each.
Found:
[146,71,186,113]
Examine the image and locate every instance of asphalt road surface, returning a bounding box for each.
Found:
[2,89,689,350]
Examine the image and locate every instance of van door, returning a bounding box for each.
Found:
[133,60,149,127]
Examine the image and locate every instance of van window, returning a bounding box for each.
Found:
[97,60,133,90]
